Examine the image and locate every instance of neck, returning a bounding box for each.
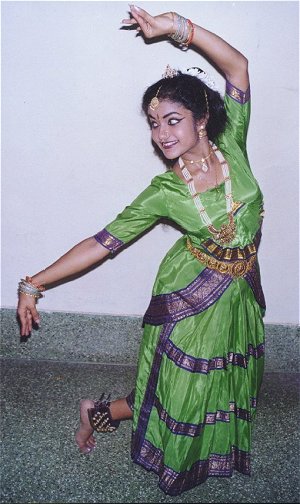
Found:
[182,139,211,164]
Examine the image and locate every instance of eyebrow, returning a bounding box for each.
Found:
[148,112,184,120]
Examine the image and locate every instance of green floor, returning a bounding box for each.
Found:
[1,358,299,503]
[1,310,299,502]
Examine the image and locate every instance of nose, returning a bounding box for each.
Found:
[158,128,169,142]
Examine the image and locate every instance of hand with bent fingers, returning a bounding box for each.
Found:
[122,5,174,39]
[17,294,40,336]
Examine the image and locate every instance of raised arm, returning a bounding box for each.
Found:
[17,237,109,336]
[122,5,249,90]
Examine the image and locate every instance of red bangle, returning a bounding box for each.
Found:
[26,276,45,292]
[186,20,194,46]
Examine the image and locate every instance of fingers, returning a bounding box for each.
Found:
[31,306,41,326]
[130,5,151,20]
[129,5,153,33]
[18,308,31,336]
[17,297,40,336]
[121,5,153,35]
[121,17,136,25]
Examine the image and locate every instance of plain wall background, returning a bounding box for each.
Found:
[2,0,299,324]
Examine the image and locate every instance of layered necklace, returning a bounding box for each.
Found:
[182,148,213,173]
[179,143,236,245]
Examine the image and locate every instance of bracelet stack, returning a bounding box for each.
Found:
[18,276,45,299]
[169,13,194,50]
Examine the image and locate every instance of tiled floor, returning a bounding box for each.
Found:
[1,357,299,503]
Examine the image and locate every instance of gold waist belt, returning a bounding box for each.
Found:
[186,239,256,278]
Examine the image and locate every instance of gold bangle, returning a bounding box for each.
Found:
[19,291,41,299]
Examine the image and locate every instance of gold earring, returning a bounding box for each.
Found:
[198,125,207,140]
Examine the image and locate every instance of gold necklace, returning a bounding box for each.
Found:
[182,148,213,173]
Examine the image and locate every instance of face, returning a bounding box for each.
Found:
[147,100,203,160]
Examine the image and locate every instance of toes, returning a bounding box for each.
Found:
[80,445,94,455]
[87,437,97,448]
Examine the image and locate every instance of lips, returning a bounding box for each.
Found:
[161,140,178,150]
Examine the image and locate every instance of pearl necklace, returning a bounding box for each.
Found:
[179,143,236,245]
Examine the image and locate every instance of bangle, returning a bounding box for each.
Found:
[169,12,176,36]
[168,13,194,51]
[18,277,45,299]
[25,276,45,292]
[186,20,194,46]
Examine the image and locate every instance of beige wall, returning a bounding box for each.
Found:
[2,1,299,324]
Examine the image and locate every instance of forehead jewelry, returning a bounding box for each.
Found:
[150,85,162,111]
[149,65,178,111]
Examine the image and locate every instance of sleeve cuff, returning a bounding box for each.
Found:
[226,80,250,104]
[94,228,124,253]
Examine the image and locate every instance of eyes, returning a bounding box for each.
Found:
[150,118,182,130]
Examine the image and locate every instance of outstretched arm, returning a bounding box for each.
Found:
[17,237,109,336]
[122,5,249,90]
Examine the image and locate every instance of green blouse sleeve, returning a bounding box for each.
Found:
[94,175,168,253]
[223,80,251,153]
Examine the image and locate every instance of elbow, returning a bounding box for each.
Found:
[242,55,249,72]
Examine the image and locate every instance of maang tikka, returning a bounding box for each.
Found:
[149,65,178,111]
[149,85,162,111]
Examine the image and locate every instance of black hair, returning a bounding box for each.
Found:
[142,71,227,142]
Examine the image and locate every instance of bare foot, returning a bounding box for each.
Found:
[75,399,96,454]
[75,396,133,454]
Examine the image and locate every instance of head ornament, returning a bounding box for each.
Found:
[149,65,217,112]
[162,64,179,79]
[149,64,178,111]
[186,67,218,91]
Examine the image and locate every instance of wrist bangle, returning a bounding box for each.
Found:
[18,277,45,299]
[25,276,45,292]
[186,20,194,46]
[168,14,194,51]
[169,12,176,36]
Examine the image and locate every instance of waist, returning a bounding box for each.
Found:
[186,238,256,278]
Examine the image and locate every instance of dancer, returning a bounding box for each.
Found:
[17,5,265,496]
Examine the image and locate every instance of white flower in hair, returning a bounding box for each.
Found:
[186,67,218,91]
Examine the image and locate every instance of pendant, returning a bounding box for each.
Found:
[201,162,209,173]
[208,213,236,245]
[216,223,236,244]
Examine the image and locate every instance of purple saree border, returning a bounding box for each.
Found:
[245,265,266,310]
[132,436,250,496]
[143,268,233,326]
[226,80,251,104]
[154,396,253,438]
[132,303,259,494]
[126,389,135,412]
[93,228,124,253]
[132,323,176,457]
[165,339,265,374]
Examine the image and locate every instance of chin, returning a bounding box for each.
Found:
[162,150,180,160]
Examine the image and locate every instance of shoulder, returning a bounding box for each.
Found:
[150,171,175,186]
